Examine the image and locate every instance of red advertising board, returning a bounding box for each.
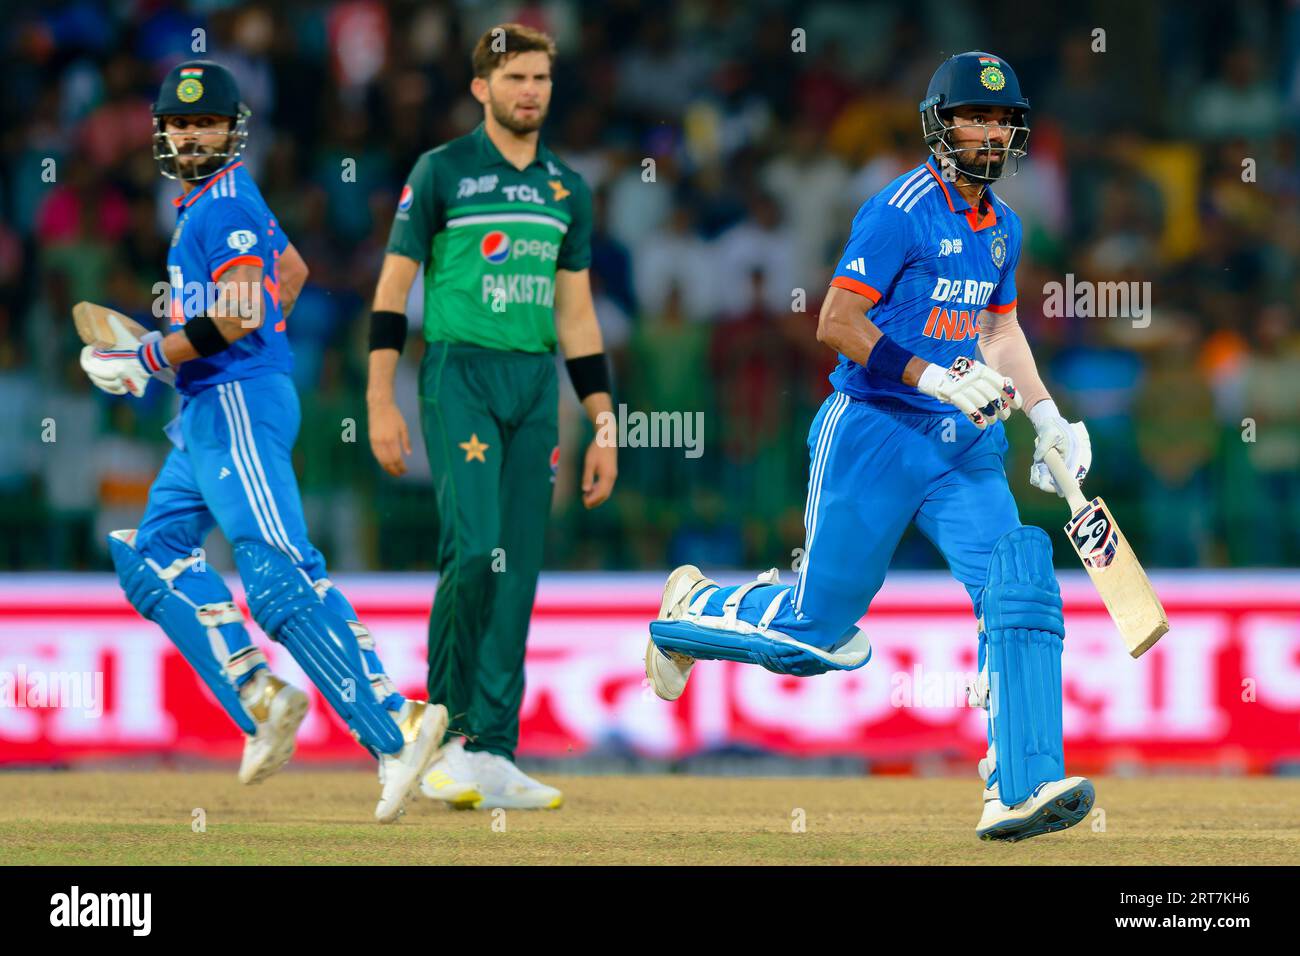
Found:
[2,572,1298,771]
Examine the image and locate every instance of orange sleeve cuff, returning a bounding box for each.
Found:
[830,275,882,304]
[985,298,1017,314]
[211,254,264,281]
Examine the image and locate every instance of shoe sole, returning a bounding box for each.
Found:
[239,688,309,786]
[978,780,1096,843]
[478,792,564,810]
[377,704,449,824]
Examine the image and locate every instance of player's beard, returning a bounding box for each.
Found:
[953,146,1006,182]
[489,95,547,135]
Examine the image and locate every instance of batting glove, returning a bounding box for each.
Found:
[917,356,1021,428]
[1028,399,1092,495]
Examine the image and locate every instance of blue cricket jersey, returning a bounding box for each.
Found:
[828,156,1022,413]
[166,160,292,397]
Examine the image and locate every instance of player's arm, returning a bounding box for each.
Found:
[816,286,929,386]
[978,308,1091,495]
[150,262,266,366]
[816,283,1018,427]
[277,243,309,319]
[365,252,421,476]
[555,267,617,509]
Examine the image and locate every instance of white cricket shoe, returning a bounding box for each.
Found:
[238,671,309,785]
[976,776,1095,842]
[645,564,717,701]
[471,750,563,810]
[420,736,483,809]
[375,700,449,823]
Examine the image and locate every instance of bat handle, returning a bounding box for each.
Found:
[1044,446,1089,514]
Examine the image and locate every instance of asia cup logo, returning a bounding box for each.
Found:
[397,184,414,212]
[480,230,511,264]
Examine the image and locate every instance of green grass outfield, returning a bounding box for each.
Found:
[1,772,1297,865]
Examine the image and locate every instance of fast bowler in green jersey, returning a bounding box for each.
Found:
[366,23,616,811]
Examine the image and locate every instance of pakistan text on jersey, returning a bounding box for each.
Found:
[481,273,555,307]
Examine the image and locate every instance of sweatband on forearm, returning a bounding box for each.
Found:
[182,315,232,357]
[864,333,915,383]
[977,309,1051,411]
[369,310,408,353]
[565,352,612,401]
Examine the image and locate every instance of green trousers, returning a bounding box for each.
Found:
[419,343,558,760]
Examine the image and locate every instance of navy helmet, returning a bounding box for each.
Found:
[919,52,1030,183]
[151,60,250,182]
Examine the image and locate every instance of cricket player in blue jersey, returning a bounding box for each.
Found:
[647,52,1096,841]
[79,61,447,823]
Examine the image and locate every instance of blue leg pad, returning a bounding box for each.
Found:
[234,541,404,755]
[984,526,1066,808]
[649,620,871,677]
[110,533,257,735]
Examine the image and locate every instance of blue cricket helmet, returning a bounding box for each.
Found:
[151,60,251,183]
[919,51,1030,182]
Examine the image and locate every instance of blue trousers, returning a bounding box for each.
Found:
[133,374,398,706]
[713,391,1023,647]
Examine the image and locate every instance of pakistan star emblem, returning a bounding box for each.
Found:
[459,433,489,463]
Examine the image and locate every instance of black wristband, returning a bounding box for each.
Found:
[864,333,915,383]
[565,352,611,401]
[369,310,407,353]
[182,314,231,358]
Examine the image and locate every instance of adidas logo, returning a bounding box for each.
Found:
[218,466,231,480]
[844,257,867,275]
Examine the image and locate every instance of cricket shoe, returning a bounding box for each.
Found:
[976,777,1095,842]
[470,751,563,809]
[420,736,484,809]
[375,700,449,823]
[645,564,717,700]
[237,672,309,785]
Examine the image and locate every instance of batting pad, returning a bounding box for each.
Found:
[983,526,1066,808]
[234,541,404,756]
[110,531,257,736]
[649,620,871,677]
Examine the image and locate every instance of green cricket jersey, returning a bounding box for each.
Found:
[386,123,593,354]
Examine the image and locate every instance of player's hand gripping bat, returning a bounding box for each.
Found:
[72,301,176,389]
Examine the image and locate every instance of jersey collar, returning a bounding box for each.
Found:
[924,156,998,232]
[473,122,554,172]
[172,160,244,210]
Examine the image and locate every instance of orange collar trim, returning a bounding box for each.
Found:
[925,161,998,232]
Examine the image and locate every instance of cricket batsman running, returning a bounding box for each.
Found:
[79,61,447,823]
[646,52,1096,841]
[366,24,616,809]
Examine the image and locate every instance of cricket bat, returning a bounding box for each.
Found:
[1043,447,1168,658]
[72,301,176,388]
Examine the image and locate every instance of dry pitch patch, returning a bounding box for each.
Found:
[0,772,1296,865]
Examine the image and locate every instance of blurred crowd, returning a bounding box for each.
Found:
[2,0,1300,573]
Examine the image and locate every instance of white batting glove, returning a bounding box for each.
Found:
[79,344,149,398]
[1028,399,1092,495]
[917,356,1021,428]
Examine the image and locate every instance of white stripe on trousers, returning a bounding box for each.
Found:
[795,392,850,611]
[230,381,303,562]
[216,383,303,562]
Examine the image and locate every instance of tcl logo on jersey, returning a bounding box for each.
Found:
[226,230,258,253]
[481,231,512,263]
[502,184,547,205]
[930,276,995,308]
